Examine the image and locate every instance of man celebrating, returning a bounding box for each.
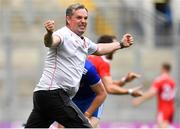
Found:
[25,3,134,128]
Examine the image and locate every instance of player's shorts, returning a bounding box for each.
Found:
[157,109,174,123]
[73,97,104,119]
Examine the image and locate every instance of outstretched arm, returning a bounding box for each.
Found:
[113,72,141,87]
[93,34,133,56]
[132,87,157,106]
[44,20,61,48]
[101,76,143,97]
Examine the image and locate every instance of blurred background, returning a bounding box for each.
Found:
[0,0,180,128]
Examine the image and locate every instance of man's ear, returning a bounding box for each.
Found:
[66,16,71,24]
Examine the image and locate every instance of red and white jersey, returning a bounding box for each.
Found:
[152,73,176,112]
[88,55,111,78]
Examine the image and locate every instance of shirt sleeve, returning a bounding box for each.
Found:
[152,78,161,91]
[86,38,98,55]
[87,64,101,87]
[52,29,64,45]
[98,61,111,78]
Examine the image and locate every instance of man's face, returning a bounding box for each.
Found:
[67,8,88,36]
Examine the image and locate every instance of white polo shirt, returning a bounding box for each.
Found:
[35,26,97,97]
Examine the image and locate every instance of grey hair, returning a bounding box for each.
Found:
[66,3,88,25]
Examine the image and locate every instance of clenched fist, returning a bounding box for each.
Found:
[120,34,134,49]
[44,20,55,33]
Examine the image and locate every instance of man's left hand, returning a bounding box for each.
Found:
[120,34,134,48]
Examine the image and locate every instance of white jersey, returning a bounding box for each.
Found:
[35,26,97,97]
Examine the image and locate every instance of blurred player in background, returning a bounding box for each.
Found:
[25,3,134,128]
[88,35,143,97]
[133,62,176,128]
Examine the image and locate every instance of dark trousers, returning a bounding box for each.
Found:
[25,89,92,128]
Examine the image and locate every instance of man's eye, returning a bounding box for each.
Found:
[77,16,81,19]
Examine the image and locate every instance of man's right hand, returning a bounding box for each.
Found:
[44,20,61,48]
[44,20,55,33]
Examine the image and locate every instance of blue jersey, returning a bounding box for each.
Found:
[72,60,103,118]
[73,60,100,100]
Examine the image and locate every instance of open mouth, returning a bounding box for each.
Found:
[79,26,85,30]
[79,24,86,29]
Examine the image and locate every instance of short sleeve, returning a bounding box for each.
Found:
[87,65,101,86]
[86,38,98,55]
[98,61,111,78]
[152,78,161,91]
[52,29,64,44]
